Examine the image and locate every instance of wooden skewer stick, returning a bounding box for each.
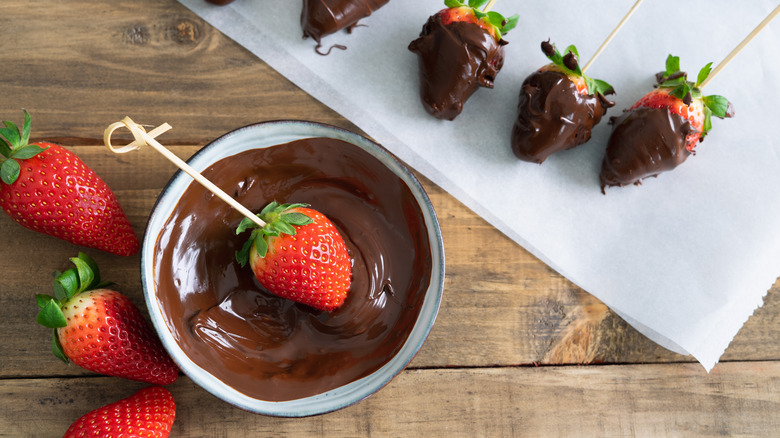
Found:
[699,3,780,89]
[103,117,267,228]
[482,0,498,13]
[581,0,644,74]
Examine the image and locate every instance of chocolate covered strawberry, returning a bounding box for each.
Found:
[63,386,176,438]
[600,55,734,190]
[301,0,390,52]
[236,201,352,311]
[0,111,139,256]
[408,0,518,120]
[36,253,178,385]
[511,40,615,164]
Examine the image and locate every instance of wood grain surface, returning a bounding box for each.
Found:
[1,0,779,436]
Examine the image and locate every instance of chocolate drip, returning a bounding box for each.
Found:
[511,70,611,163]
[600,107,698,190]
[301,0,390,44]
[408,15,505,121]
[154,138,432,401]
[205,0,235,5]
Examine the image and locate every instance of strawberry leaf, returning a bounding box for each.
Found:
[10,144,47,160]
[70,256,95,294]
[235,229,257,267]
[0,158,20,184]
[52,331,68,364]
[468,0,488,8]
[0,121,21,149]
[21,110,31,146]
[696,62,713,87]
[444,0,464,7]
[77,252,101,287]
[236,216,258,235]
[252,231,268,258]
[501,14,519,33]
[260,201,280,216]
[702,106,713,139]
[272,220,296,236]
[280,212,313,226]
[37,300,67,328]
[55,268,80,300]
[703,95,732,119]
[665,54,680,77]
[36,294,56,309]
[0,137,10,158]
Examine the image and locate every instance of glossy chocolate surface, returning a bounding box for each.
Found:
[408,15,505,121]
[301,0,390,44]
[600,107,696,190]
[511,69,611,163]
[153,137,432,401]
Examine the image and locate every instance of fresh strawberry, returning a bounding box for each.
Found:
[600,55,734,189]
[63,386,175,438]
[235,202,352,311]
[36,253,178,385]
[437,0,519,41]
[0,111,139,256]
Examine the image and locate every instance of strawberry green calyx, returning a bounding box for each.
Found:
[541,40,614,98]
[444,0,519,40]
[0,110,48,185]
[235,201,314,266]
[35,253,111,363]
[656,54,735,139]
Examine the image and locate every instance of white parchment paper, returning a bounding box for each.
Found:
[179,0,780,371]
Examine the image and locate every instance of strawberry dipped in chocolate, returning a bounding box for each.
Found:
[600,55,734,191]
[235,201,352,312]
[511,40,615,164]
[409,0,518,121]
[301,0,390,53]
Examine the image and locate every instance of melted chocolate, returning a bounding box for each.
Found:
[408,15,505,121]
[205,0,235,5]
[154,137,432,401]
[511,69,611,163]
[300,0,390,44]
[599,107,696,190]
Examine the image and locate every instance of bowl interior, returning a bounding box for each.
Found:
[141,121,444,416]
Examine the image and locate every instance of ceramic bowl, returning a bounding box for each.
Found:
[141,121,444,416]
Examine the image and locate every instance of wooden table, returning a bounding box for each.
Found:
[2,1,779,436]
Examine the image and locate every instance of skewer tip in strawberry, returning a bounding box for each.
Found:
[0,111,139,256]
[63,386,176,438]
[36,253,179,385]
[600,55,734,190]
[408,0,518,120]
[511,40,615,164]
[236,202,352,312]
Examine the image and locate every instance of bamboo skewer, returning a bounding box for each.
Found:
[699,3,780,89]
[581,0,644,74]
[103,117,267,228]
[482,0,498,13]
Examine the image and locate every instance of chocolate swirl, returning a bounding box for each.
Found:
[511,69,612,163]
[408,15,505,121]
[153,137,432,401]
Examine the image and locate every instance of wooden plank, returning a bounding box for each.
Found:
[2,146,779,379]
[0,0,359,142]
[2,362,779,437]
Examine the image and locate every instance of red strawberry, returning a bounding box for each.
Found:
[235,202,352,311]
[63,386,175,438]
[600,55,734,189]
[0,111,139,256]
[36,253,178,385]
